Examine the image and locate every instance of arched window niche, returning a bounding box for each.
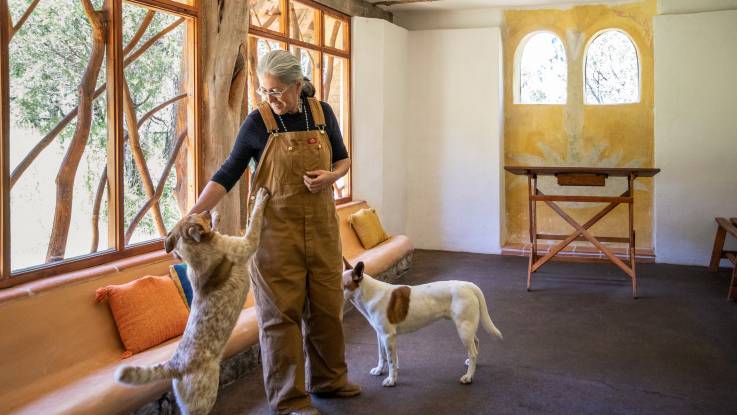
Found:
[584,29,640,105]
[514,31,568,105]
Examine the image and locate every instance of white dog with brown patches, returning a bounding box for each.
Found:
[342,260,503,387]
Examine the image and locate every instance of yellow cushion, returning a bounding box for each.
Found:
[95,275,189,357]
[349,208,389,249]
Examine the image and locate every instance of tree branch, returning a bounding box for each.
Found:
[122,79,168,236]
[138,93,187,128]
[124,17,185,66]
[124,130,187,244]
[90,93,186,252]
[90,168,107,252]
[123,10,155,56]
[9,0,40,41]
[46,0,107,262]
[10,15,185,188]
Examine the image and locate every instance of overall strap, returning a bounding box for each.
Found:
[306,97,326,131]
[257,101,280,134]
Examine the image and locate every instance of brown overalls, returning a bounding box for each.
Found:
[247,98,348,414]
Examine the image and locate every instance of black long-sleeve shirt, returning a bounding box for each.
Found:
[211,100,348,192]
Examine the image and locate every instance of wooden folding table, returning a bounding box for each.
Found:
[505,166,660,298]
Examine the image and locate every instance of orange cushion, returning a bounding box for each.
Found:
[95,275,189,357]
[349,208,389,249]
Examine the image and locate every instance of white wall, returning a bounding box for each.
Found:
[406,28,504,254]
[351,17,409,235]
[394,8,504,31]
[654,10,737,265]
[352,22,505,253]
[658,0,737,14]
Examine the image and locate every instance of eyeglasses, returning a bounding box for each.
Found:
[257,84,293,98]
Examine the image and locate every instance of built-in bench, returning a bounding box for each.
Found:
[0,200,412,414]
[708,217,737,301]
[337,201,414,282]
[0,253,260,415]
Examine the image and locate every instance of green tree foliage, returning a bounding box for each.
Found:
[8,0,186,250]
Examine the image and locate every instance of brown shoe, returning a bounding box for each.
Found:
[288,406,320,415]
[311,382,362,398]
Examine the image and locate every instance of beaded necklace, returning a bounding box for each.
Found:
[276,98,310,133]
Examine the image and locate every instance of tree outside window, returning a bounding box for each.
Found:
[585,30,640,105]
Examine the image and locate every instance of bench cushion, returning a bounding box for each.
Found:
[337,201,372,260]
[349,208,389,249]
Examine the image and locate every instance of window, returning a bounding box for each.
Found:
[1,0,199,284]
[584,30,639,105]
[515,32,567,104]
[248,0,352,202]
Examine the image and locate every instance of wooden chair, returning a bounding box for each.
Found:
[708,217,737,300]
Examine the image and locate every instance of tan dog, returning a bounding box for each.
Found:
[342,260,503,386]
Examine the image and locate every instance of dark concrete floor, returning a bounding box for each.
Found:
[212,250,737,415]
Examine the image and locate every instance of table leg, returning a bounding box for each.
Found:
[631,231,637,299]
[628,174,637,298]
[527,175,537,291]
[709,226,727,273]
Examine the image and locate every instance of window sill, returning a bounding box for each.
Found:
[1,199,356,303]
[0,250,176,304]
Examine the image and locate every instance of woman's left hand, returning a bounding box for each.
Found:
[304,170,336,193]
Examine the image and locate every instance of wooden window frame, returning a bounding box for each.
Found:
[0,0,201,287]
[248,0,352,205]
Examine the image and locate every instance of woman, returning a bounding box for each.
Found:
[187,50,357,415]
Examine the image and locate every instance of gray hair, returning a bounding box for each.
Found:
[257,50,315,97]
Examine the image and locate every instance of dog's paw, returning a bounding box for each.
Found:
[382,377,397,387]
[459,374,473,384]
[370,367,384,376]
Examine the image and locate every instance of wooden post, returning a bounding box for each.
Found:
[199,0,249,235]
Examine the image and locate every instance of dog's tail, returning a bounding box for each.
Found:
[115,361,179,385]
[470,284,503,340]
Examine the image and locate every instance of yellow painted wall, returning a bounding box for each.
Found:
[503,0,656,249]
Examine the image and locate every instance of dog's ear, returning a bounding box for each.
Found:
[186,223,206,243]
[164,231,178,253]
[352,261,365,283]
[343,257,353,271]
